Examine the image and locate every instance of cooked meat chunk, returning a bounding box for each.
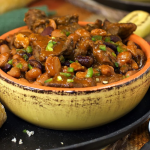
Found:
[102,19,137,39]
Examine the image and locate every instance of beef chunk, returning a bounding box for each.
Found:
[102,20,137,39]
[84,19,103,32]
[24,9,50,33]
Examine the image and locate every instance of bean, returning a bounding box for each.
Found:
[51,29,66,38]
[41,26,54,36]
[70,62,85,71]
[45,56,61,77]
[28,59,43,71]
[48,19,56,29]
[103,42,117,52]
[1,63,12,72]
[99,65,115,76]
[0,44,10,54]
[25,68,42,81]
[0,52,10,67]
[110,35,122,42]
[36,73,49,85]
[7,67,21,78]
[91,29,107,36]
[75,29,91,37]
[76,72,86,78]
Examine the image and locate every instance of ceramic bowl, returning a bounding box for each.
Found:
[0,23,150,130]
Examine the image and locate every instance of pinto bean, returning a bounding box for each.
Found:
[76,72,86,78]
[51,29,66,37]
[91,29,107,36]
[117,51,132,66]
[0,52,10,67]
[75,29,91,37]
[0,44,10,54]
[125,70,138,77]
[25,68,42,81]
[19,78,29,83]
[7,67,21,78]
[48,19,56,29]
[70,62,85,71]
[45,56,61,77]
[12,57,28,72]
[99,65,115,76]
[36,72,49,85]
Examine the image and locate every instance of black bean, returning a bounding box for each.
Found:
[41,26,54,36]
[103,42,117,52]
[75,56,93,68]
[61,60,71,67]
[110,35,122,43]
[28,60,43,71]
[1,64,12,72]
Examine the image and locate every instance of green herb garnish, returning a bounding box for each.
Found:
[44,78,53,83]
[8,59,13,65]
[16,63,23,69]
[112,52,116,57]
[99,45,106,51]
[26,46,33,53]
[23,54,28,61]
[67,79,74,83]
[60,72,71,77]
[115,62,119,67]
[92,35,102,41]
[28,64,33,70]
[67,67,74,73]
[86,67,93,78]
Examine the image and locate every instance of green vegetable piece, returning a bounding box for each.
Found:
[115,62,119,67]
[112,52,116,57]
[57,76,62,81]
[67,79,74,83]
[65,31,70,36]
[86,67,93,78]
[26,46,33,53]
[59,55,65,63]
[23,129,27,133]
[69,60,74,63]
[46,42,54,51]
[92,35,102,41]
[60,72,71,77]
[8,59,13,65]
[16,63,23,69]
[23,54,28,61]
[67,67,74,73]
[117,46,123,53]
[28,64,33,70]
[44,78,53,83]
[95,73,100,76]
[105,37,111,42]
[99,45,106,51]
[16,49,26,52]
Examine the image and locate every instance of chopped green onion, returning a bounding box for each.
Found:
[117,46,123,53]
[46,41,57,51]
[67,79,74,82]
[115,62,119,67]
[126,75,129,78]
[65,31,70,36]
[67,67,74,73]
[105,37,111,42]
[110,41,115,44]
[44,78,53,83]
[99,45,106,51]
[8,59,13,65]
[16,63,23,69]
[23,54,28,61]
[23,129,27,133]
[69,60,74,63]
[26,46,33,53]
[92,35,102,41]
[60,72,71,77]
[57,76,62,81]
[28,64,33,70]
[96,78,99,82]
[86,67,93,78]
[95,73,100,76]
[112,52,116,57]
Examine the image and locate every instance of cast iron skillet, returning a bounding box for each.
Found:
[95,0,150,12]
[0,87,150,150]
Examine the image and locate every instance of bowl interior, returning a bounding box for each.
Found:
[0,23,150,92]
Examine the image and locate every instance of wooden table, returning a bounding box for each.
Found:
[29,0,150,149]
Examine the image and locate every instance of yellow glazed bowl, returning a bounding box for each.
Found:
[0,24,150,130]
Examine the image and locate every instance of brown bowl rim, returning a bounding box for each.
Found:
[0,22,150,92]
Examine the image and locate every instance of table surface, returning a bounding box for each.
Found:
[18,0,150,149]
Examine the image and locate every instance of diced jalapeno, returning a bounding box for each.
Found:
[69,60,74,63]
[23,54,28,61]
[86,67,93,78]
[44,78,53,83]
[26,46,33,53]
[65,31,70,36]
[8,59,13,65]
[60,72,71,77]
[57,76,62,81]
[67,79,74,82]
[67,67,74,73]
[112,52,116,57]
[28,64,33,70]
[99,45,106,51]
[105,37,110,42]
[115,62,119,67]
[16,63,23,69]
[46,40,57,51]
